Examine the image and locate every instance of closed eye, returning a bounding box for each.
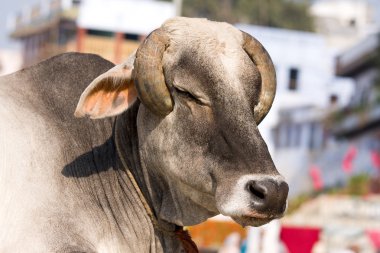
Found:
[173,86,207,106]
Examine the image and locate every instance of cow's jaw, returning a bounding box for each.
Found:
[231,216,274,227]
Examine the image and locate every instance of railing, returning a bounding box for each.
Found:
[335,33,379,76]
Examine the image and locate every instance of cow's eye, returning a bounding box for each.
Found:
[174,86,204,105]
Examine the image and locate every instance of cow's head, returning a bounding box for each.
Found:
[75,17,288,227]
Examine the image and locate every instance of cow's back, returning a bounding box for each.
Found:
[0,53,118,252]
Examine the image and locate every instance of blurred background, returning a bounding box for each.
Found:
[1,0,380,252]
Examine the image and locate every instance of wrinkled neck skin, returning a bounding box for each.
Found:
[116,100,216,223]
[114,103,184,252]
[114,102,190,252]
[137,106,218,226]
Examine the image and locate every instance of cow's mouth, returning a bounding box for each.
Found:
[231,215,277,227]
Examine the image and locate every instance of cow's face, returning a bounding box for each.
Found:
[75,17,288,227]
[136,18,288,226]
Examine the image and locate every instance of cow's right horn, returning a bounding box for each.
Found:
[133,29,173,116]
[242,31,276,125]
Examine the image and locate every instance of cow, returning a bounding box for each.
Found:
[0,17,288,252]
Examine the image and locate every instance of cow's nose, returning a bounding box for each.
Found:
[246,179,289,215]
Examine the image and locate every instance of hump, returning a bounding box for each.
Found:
[1,52,115,122]
[0,53,116,151]
[26,52,114,117]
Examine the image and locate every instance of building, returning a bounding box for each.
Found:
[236,24,354,196]
[9,0,176,67]
[331,31,380,165]
[76,0,176,63]
[324,31,380,185]
[9,0,79,67]
[241,2,380,197]
[236,24,353,143]
[335,32,380,113]
[310,0,380,51]
[271,105,330,195]
[276,31,380,196]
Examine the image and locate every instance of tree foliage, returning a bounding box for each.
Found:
[176,0,314,31]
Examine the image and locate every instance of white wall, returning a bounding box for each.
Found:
[0,49,22,76]
[235,24,354,152]
[311,0,380,51]
[235,24,355,197]
[77,0,176,34]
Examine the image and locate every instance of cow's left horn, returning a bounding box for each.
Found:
[241,31,276,125]
[133,29,173,116]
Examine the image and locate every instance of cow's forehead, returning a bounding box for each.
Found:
[162,18,260,107]
[162,17,243,53]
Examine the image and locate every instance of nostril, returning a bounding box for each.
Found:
[247,181,267,200]
[279,181,289,195]
[245,178,289,215]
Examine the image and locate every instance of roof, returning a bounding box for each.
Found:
[11,17,61,38]
[336,33,379,77]
[77,0,176,35]
[331,105,380,138]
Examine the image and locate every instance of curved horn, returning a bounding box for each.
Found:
[133,29,173,116]
[241,31,276,125]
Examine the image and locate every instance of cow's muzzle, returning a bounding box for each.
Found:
[246,178,289,216]
[216,175,289,227]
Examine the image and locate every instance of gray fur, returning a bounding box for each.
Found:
[0,17,287,252]
[0,53,181,252]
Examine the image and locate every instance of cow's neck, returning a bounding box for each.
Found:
[114,102,193,252]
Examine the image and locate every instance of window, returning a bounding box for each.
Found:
[330,94,338,105]
[308,122,317,150]
[72,0,81,6]
[87,29,114,37]
[59,28,76,45]
[288,68,299,91]
[322,128,330,148]
[124,33,140,41]
[285,124,292,147]
[279,124,288,149]
[349,19,356,28]
[293,124,302,147]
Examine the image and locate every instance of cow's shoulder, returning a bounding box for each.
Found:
[30,52,115,92]
[0,53,116,154]
[27,53,114,115]
[1,52,114,116]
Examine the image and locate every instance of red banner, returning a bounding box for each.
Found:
[280,226,320,253]
[342,146,357,173]
[370,150,380,171]
[309,165,323,190]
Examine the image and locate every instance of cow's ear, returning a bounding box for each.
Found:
[74,62,137,119]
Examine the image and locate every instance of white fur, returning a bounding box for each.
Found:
[219,174,285,218]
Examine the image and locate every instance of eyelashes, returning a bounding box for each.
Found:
[173,86,205,105]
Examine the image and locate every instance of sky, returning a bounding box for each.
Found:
[1,0,380,49]
[0,0,38,49]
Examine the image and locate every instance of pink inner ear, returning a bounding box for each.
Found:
[81,80,137,118]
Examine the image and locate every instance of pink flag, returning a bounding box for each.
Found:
[370,150,380,171]
[342,146,357,173]
[367,230,380,250]
[309,165,323,190]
